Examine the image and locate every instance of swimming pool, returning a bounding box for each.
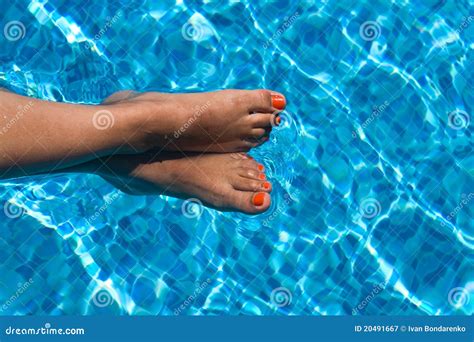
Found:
[0,0,472,316]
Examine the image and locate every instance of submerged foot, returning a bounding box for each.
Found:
[98,152,272,214]
[103,89,286,153]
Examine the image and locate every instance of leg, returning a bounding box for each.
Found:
[0,89,285,179]
[0,91,142,178]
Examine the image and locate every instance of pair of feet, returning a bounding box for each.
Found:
[96,89,286,214]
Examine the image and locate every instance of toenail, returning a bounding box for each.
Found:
[261,136,269,142]
[258,173,266,180]
[275,116,281,126]
[271,94,286,110]
[257,164,264,171]
[263,182,270,190]
[253,192,265,206]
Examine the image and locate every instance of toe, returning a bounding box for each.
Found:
[248,113,276,128]
[262,181,272,192]
[246,89,286,112]
[270,91,286,110]
[248,192,272,213]
[247,89,274,112]
[226,190,271,214]
[237,158,259,169]
[232,176,272,192]
[248,128,266,139]
[238,167,261,180]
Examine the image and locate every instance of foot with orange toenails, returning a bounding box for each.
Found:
[86,152,273,214]
[102,89,286,153]
[96,89,286,214]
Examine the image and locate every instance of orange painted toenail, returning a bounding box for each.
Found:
[275,116,281,126]
[253,192,265,206]
[259,173,266,180]
[263,182,270,189]
[271,94,286,110]
[248,156,254,160]
[258,164,264,171]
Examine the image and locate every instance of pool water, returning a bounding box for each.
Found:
[0,0,473,315]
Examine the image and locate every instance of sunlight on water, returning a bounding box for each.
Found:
[0,0,472,316]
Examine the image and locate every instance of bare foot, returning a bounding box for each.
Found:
[104,89,286,153]
[95,152,272,214]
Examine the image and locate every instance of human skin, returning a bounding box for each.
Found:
[0,89,285,179]
[65,151,273,213]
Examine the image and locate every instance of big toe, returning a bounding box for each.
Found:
[225,190,271,214]
[246,89,286,113]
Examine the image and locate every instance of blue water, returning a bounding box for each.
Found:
[0,0,473,316]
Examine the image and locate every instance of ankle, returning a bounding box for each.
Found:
[103,101,158,153]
